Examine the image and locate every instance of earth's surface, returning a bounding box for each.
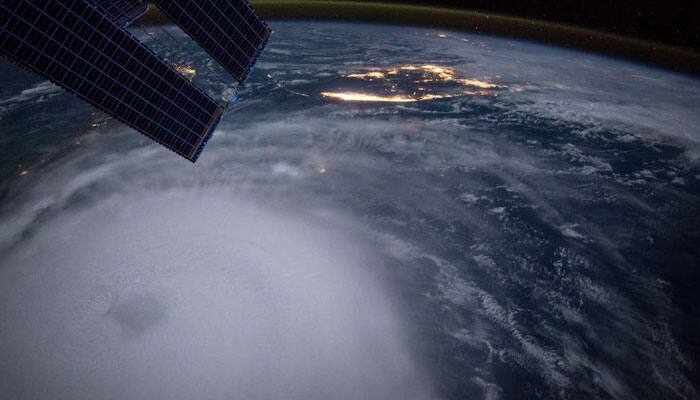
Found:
[1,21,700,400]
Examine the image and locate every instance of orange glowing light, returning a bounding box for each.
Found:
[346,72,386,79]
[457,79,504,89]
[328,64,507,103]
[419,94,449,100]
[321,92,416,102]
[174,65,197,81]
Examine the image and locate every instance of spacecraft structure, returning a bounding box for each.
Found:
[0,0,271,162]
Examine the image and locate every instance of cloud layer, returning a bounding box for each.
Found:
[0,177,433,399]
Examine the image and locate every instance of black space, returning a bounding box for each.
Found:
[367,0,700,51]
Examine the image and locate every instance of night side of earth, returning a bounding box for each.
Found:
[1,3,700,400]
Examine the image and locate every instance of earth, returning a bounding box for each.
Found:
[1,21,700,400]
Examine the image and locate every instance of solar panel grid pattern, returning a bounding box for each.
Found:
[91,0,142,23]
[151,0,271,83]
[0,0,224,161]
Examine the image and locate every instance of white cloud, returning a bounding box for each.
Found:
[0,143,435,400]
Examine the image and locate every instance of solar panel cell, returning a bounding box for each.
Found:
[90,0,147,27]
[0,0,224,161]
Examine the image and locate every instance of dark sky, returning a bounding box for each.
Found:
[369,0,699,51]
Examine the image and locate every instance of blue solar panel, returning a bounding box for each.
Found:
[0,0,225,162]
[151,0,271,83]
[90,0,148,27]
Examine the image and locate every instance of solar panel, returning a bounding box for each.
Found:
[151,0,272,83]
[90,0,148,27]
[0,0,225,162]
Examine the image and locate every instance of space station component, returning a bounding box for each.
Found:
[0,0,271,162]
[150,0,271,84]
[92,0,149,27]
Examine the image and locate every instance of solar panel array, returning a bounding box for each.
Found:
[0,0,225,162]
[90,0,148,27]
[151,0,272,83]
